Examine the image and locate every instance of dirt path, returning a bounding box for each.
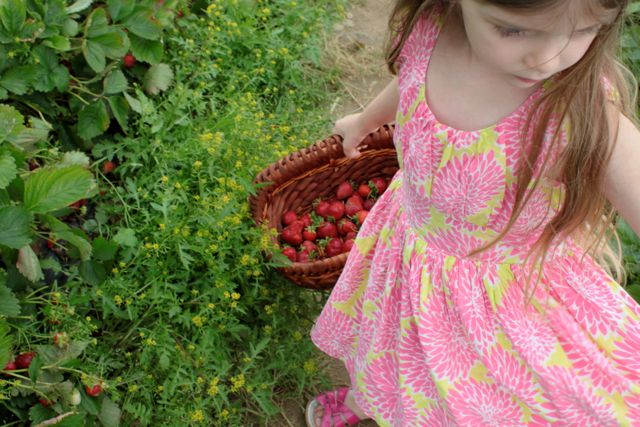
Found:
[271,1,394,425]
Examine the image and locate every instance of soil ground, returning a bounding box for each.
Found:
[268,0,394,425]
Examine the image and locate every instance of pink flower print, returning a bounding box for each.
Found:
[508,186,554,242]
[445,128,481,150]
[496,284,557,368]
[447,377,525,426]
[418,283,478,381]
[448,265,496,352]
[483,345,560,421]
[495,114,526,171]
[399,321,439,394]
[431,151,505,223]
[550,258,624,336]
[399,80,421,116]
[310,307,355,359]
[557,330,629,394]
[362,352,401,420]
[405,187,433,230]
[403,104,443,187]
[547,369,618,426]
[611,322,640,383]
[424,218,486,259]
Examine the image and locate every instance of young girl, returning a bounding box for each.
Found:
[307,0,640,425]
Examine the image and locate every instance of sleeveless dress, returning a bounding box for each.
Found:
[310,6,640,427]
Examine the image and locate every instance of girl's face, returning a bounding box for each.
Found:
[456,0,617,87]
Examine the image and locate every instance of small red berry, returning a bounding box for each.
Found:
[3,360,17,371]
[15,352,36,369]
[102,161,116,174]
[85,384,103,397]
[39,398,53,407]
[123,53,136,68]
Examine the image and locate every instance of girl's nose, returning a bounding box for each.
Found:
[524,37,568,75]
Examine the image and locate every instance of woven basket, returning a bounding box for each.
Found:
[248,124,398,290]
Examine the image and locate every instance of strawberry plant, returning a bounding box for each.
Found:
[0,0,177,149]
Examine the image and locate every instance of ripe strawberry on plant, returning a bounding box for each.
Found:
[102,161,116,174]
[282,246,297,262]
[15,352,36,369]
[336,181,354,200]
[123,53,136,68]
[85,383,103,397]
[297,250,311,263]
[3,360,16,371]
[316,222,338,239]
[39,398,53,407]
[53,332,69,348]
[281,210,298,226]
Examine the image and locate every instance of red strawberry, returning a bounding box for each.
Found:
[326,200,345,221]
[357,183,371,198]
[102,161,116,174]
[85,384,103,397]
[3,360,16,371]
[69,199,86,208]
[15,352,35,369]
[355,210,369,225]
[301,240,317,254]
[335,181,353,200]
[53,332,69,348]
[281,227,303,246]
[345,195,364,216]
[337,218,357,236]
[371,177,387,194]
[297,250,311,263]
[281,210,298,226]
[325,238,344,257]
[363,198,376,211]
[342,239,355,253]
[302,228,316,241]
[282,246,297,262]
[300,213,312,227]
[123,53,136,68]
[316,222,338,239]
[345,231,357,240]
[39,398,53,407]
[315,200,331,219]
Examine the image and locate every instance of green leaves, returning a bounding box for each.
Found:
[23,165,96,213]
[0,151,17,188]
[17,244,43,281]
[78,100,110,140]
[82,8,129,73]
[104,70,128,94]
[0,205,32,248]
[143,63,173,95]
[0,0,26,36]
[0,318,13,371]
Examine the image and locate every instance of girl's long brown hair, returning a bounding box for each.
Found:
[385,0,639,304]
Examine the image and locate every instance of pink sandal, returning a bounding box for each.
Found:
[305,387,362,427]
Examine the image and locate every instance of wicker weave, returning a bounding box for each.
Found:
[248,124,398,290]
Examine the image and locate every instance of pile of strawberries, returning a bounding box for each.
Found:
[278,176,391,263]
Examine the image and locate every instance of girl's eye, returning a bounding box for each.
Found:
[494,25,523,38]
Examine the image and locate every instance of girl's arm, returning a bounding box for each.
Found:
[603,110,640,237]
[334,77,399,158]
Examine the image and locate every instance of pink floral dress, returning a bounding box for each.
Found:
[310,6,640,427]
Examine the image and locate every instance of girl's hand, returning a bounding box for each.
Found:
[333,113,371,159]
